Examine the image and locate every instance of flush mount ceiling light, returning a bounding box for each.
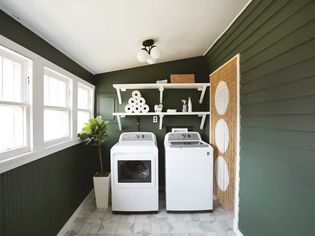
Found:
[137,39,161,64]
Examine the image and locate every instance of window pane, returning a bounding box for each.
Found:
[44,109,69,142]
[0,105,25,152]
[77,110,90,132]
[78,86,90,109]
[44,75,67,107]
[0,57,22,102]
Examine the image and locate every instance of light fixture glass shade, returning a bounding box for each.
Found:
[147,57,156,64]
[150,47,161,59]
[137,50,149,62]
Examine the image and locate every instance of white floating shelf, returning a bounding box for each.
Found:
[113,83,209,104]
[113,112,210,131]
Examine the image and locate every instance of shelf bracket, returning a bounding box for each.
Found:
[159,86,164,104]
[116,115,122,130]
[199,114,207,130]
[159,114,164,130]
[116,88,122,105]
[198,86,207,104]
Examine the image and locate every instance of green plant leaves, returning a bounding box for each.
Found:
[78,116,109,147]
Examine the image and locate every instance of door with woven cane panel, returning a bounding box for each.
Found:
[210,55,239,213]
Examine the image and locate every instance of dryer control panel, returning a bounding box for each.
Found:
[119,132,156,141]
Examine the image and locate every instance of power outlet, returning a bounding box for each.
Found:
[153,116,158,123]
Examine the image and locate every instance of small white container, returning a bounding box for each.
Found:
[188,97,192,112]
[182,99,187,112]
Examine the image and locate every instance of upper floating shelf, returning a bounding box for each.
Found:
[113,83,210,104]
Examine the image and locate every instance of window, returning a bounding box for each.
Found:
[0,36,95,172]
[77,83,93,132]
[0,46,31,157]
[44,67,71,143]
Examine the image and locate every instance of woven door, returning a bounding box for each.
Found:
[210,56,238,212]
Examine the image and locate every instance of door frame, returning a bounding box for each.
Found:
[209,54,242,235]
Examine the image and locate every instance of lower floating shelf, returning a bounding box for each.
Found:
[112,112,210,130]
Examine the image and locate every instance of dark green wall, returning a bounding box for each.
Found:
[205,0,315,235]
[94,57,209,185]
[0,10,94,84]
[0,10,97,236]
[0,144,97,236]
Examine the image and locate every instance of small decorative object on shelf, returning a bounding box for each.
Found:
[170,74,195,83]
[188,97,192,112]
[167,109,177,113]
[154,104,163,112]
[125,90,149,113]
[156,79,167,84]
[181,99,187,112]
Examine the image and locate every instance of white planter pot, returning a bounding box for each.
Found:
[93,173,111,209]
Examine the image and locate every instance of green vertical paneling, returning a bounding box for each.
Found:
[95,56,209,185]
[1,144,97,236]
[0,175,4,236]
[205,0,315,235]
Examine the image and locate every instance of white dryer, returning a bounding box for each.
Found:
[164,131,213,212]
[111,132,159,213]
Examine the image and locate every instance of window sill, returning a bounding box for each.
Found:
[0,139,81,174]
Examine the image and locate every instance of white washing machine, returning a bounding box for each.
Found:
[111,132,159,213]
[165,131,213,212]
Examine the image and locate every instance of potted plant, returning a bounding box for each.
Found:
[78,116,110,208]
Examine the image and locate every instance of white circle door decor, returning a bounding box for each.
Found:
[215,118,230,153]
[215,80,229,115]
[215,156,229,191]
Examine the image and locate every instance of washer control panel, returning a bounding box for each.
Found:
[167,132,201,141]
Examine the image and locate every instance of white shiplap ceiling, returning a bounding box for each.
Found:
[0,0,251,74]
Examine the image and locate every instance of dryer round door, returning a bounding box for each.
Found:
[112,153,157,188]
[118,160,151,183]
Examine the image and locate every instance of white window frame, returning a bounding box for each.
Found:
[0,35,95,174]
[0,45,32,160]
[43,67,72,145]
[77,82,94,133]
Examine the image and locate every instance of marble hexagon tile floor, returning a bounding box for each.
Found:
[64,192,235,236]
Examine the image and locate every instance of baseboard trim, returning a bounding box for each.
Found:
[57,189,94,236]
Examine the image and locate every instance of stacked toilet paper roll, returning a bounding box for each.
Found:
[125,90,149,113]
